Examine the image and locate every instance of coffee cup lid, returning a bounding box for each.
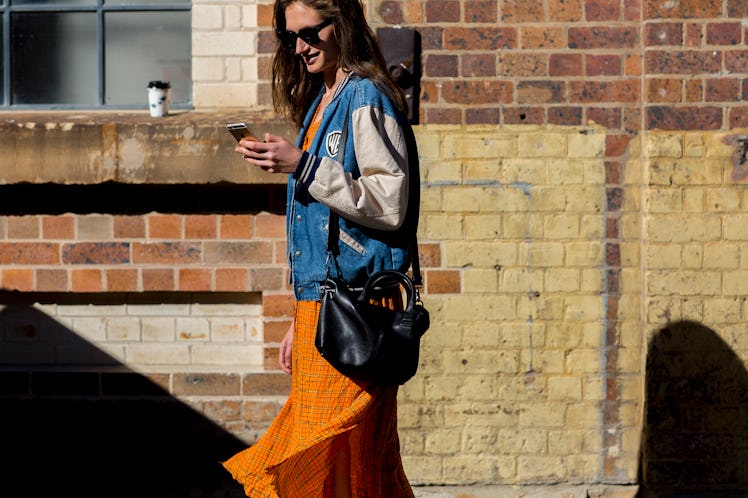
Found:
[148,80,171,89]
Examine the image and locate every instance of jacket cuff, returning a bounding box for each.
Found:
[293,151,321,187]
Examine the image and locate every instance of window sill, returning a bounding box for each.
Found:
[0,110,293,185]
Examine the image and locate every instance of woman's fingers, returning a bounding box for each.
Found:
[236,136,301,173]
[278,323,294,374]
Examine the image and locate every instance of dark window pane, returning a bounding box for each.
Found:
[12,1,96,5]
[11,12,97,105]
[104,0,189,4]
[0,20,3,106]
[105,11,190,106]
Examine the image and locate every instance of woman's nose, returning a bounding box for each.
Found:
[295,38,310,54]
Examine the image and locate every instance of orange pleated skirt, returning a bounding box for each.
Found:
[222,299,414,498]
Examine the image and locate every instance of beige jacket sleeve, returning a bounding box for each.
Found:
[302,105,410,231]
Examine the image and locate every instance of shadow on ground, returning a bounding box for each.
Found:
[0,301,247,498]
[639,320,748,497]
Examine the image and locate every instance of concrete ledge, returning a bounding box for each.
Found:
[413,485,639,498]
[0,110,294,185]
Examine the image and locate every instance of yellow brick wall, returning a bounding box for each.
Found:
[643,130,748,331]
[400,124,640,484]
[400,125,748,487]
[639,130,748,489]
[192,0,262,108]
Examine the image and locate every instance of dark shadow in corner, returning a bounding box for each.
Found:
[0,302,248,498]
[639,320,748,498]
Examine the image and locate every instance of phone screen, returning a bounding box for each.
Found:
[226,122,259,142]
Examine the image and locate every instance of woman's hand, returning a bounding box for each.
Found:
[236,134,303,174]
[278,320,294,374]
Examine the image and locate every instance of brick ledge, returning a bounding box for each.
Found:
[0,110,294,185]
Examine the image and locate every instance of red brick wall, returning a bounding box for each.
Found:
[0,206,446,370]
[0,213,287,293]
[0,211,291,367]
[256,0,748,131]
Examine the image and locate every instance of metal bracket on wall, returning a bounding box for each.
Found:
[736,136,748,167]
[725,135,748,181]
[376,27,421,124]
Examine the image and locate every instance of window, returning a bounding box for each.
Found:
[0,0,191,109]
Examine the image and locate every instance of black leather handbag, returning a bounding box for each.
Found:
[316,265,429,386]
[313,110,429,386]
[315,214,430,386]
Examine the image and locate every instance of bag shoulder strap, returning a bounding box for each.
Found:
[325,108,349,261]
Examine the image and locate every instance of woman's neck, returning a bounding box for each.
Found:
[323,67,347,96]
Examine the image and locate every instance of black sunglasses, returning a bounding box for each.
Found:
[276,19,333,49]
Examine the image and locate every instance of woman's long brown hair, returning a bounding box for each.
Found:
[272,0,407,129]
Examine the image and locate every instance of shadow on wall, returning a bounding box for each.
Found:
[0,302,247,498]
[639,320,748,497]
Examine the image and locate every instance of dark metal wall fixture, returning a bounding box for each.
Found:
[725,135,748,181]
[377,27,421,124]
[736,137,748,167]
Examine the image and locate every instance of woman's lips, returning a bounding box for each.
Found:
[303,52,319,65]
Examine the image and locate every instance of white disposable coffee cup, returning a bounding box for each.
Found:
[147,80,171,117]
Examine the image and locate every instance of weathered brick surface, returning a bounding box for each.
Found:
[645,0,721,19]
[639,130,748,493]
[191,0,746,134]
[2,121,641,488]
[390,123,632,486]
[0,0,746,494]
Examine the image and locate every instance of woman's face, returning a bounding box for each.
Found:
[284,2,340,78]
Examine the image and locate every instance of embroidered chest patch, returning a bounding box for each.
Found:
[325,130,342,157]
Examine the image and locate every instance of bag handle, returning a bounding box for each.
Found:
[325,110,422,287]
[360,270,419,312]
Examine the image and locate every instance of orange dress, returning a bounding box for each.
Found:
[222,107,414,498]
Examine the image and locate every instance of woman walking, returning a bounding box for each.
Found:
[222,0,420,496]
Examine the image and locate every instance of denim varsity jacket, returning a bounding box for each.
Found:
[287,74,420,301]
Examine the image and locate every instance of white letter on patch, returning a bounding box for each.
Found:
[326,130,342,157]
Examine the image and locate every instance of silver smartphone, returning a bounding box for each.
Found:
[226,122,260,142]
